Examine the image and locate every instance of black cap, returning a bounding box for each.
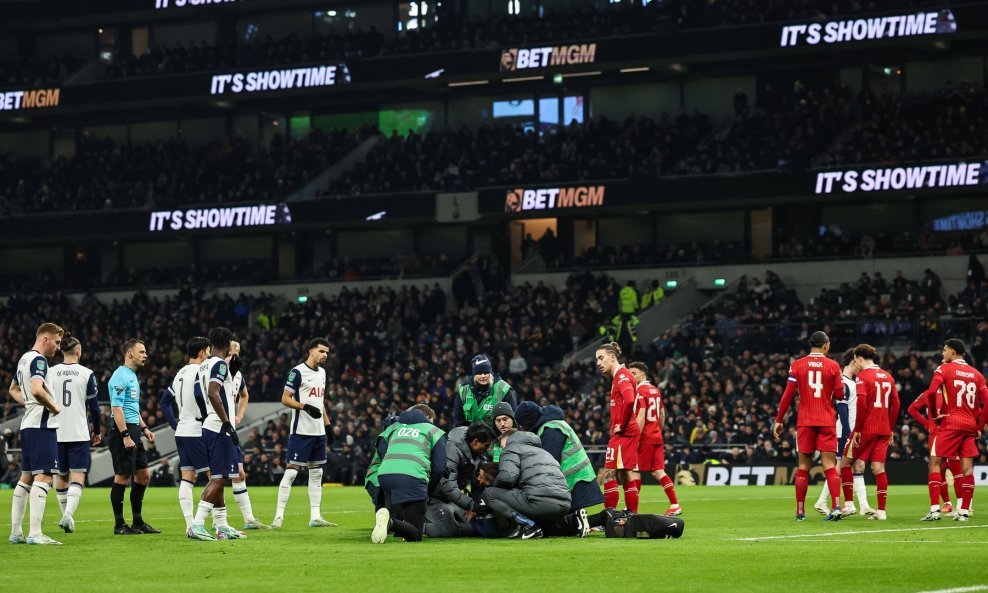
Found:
[808,331,829,348]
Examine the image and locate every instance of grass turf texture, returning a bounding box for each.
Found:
[3,485,987,592]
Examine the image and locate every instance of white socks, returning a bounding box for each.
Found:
[179,480,195,529]
[56,487,68,515]
[275,468,298,520]
[29,482,51,538]
[194,500,214,527]
[853,473,871,509]
[816,482,830,506]
[65,483,83,519]
[10,481,30,536]
[308,468,323,520]
[212,506,229,528]
[233,482,254,522]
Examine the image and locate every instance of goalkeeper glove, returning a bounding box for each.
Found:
[303,404,323,419]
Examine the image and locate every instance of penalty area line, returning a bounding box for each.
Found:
[736,524,988,541]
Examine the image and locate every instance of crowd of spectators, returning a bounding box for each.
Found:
[310,253,463,282]
[0,54,80,90]
[1,262,986,486]
[0,127,370,214]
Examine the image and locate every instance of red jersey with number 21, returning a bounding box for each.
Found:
[786,353,843,427]
[637,381,664,445]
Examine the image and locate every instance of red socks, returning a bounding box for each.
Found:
[824,467,841,509]
[604,479,619,509]
[961,474,975,511]
[840,466,853,505]
[928,472,942,506]
[795,469,809,515]
[939,481,950,505]
[875,472,888,511]
[948,459,964,504]
[624,480,640,514]
[659,474,678,505]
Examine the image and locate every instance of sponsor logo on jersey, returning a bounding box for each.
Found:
[780,10,956,47]
[500,44,596,72]
[504,185,605,212]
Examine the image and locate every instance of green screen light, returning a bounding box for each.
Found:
[714,278,726,287]
[297,296,309,304]
[553,73,564,84]
[665,280,678,289]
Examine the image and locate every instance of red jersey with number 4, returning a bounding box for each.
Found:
[778,353,843,427]
[609,366,640,437]
[637,381,664,445]
[855,365,900,436]
[928,360,988,433]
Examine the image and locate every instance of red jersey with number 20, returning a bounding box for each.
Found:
[927,360,988,433]
[777,353,843,427]
[637,382,664,445]
[854,365,900,436]
[609,366,640,437]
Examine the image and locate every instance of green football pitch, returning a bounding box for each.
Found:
[2,485,986,592]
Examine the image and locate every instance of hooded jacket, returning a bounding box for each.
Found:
[524,404,569,464]
[439,426,484,511]
[493,432,570,506]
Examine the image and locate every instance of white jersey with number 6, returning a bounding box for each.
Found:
[51,363,97,442]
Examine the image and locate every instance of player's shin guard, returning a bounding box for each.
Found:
[179,480,195,529]
[853,473,870,510]
[275,468,298,520]
[875,472,888,511]
[659,474,678,505]
[56,487,68,515]
[928,472,942,507]
[308,468,324,520]
[10,481,30,536]
[28,482,51,538]
[65,482,83,519]
[623,480,640,513]
[961,475,975,512]
[824,467,841,509]
[233,482,254,522]
[604,479,619,509]
[795,469,809,515]
[840,466,853,504]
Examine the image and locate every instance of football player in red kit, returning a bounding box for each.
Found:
[849,344,900,521]
[628,362,681,517]
[921,339,988,522]
[595,342,641,514]
[909,385,963,517]
[773,331,845,522]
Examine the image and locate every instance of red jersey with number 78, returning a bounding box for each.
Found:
[928,360,988,433]
[637,381,664,445]
[782,353,843,427]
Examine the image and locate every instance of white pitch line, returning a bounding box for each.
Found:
[778,539,988,544]
[736,524,988,541]
[915,586,988,593]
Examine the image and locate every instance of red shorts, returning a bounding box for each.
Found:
[847,433,889,463]
[637,442,665,472]
[796,425,837,455]
[931,429,979,459]
[605,435,639,470]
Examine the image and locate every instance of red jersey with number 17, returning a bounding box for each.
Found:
[928,360,988,433]
[609,366,640,437]
[782,353,843,427]
[855,365,900,436]
[637,381,664,445]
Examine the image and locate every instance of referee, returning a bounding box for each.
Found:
[107,339,160,535]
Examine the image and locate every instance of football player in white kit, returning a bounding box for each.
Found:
[225,340,269,530]
[160,336,211,535]
[272,338,336,528]
[50,334,102,534]
[8,322,64,545]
